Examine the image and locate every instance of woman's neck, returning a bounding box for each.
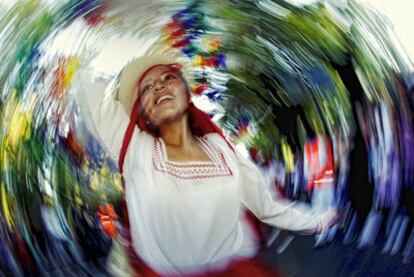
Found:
[158,113,212,162]
[159,114,195,147]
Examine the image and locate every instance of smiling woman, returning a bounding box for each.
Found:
[138,64,213,163]
[139,65,190,129]
[71,46,338,276]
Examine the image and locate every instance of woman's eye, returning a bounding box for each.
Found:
[164,74,176,81]
[142,84,153,93]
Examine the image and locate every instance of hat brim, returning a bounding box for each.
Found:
[118,49,193,116]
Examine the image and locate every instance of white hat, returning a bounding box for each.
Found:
[117,46,193,116]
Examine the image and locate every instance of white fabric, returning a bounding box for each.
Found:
[71,70,329,276]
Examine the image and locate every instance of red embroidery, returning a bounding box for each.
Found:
[152,137,233,179]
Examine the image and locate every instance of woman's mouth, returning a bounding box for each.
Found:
[156,95,174,105]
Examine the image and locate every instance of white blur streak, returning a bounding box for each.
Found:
[289,0,319,6]
[0,0,15,7]
[192,95,219,113]
[364,0,414,64]
[7,0,413,73]
[60,0,414,72]
[268,0,414,66]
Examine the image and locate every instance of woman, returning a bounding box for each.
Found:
[73,48,338,276]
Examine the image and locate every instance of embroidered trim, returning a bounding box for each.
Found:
[153,137,233,179]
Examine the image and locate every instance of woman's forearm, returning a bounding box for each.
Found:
[71,68,131,161]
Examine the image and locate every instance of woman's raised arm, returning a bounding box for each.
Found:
[238,154,337,234]
[71,68,136,162]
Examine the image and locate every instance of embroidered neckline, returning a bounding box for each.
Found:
[153,136,233,179]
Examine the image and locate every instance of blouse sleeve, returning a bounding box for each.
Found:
[71,68,136,162]
[238,153,336,233]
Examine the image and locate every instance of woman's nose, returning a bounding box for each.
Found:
[153,79,165,92]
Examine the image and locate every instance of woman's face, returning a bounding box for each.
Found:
[138,65,190,127]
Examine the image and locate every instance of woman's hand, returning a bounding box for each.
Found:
[317,208,340,234]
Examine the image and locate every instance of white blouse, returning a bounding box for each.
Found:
[72,70,331,276]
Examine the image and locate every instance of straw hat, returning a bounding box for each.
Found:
[117,46,194,116]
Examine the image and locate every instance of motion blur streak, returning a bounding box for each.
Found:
[0,0,413,275]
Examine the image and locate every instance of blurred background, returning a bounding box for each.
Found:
[1,0,414,276]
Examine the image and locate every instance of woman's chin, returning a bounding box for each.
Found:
[154,110,186,127]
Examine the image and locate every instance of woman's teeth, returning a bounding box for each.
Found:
[156,95,174,105]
